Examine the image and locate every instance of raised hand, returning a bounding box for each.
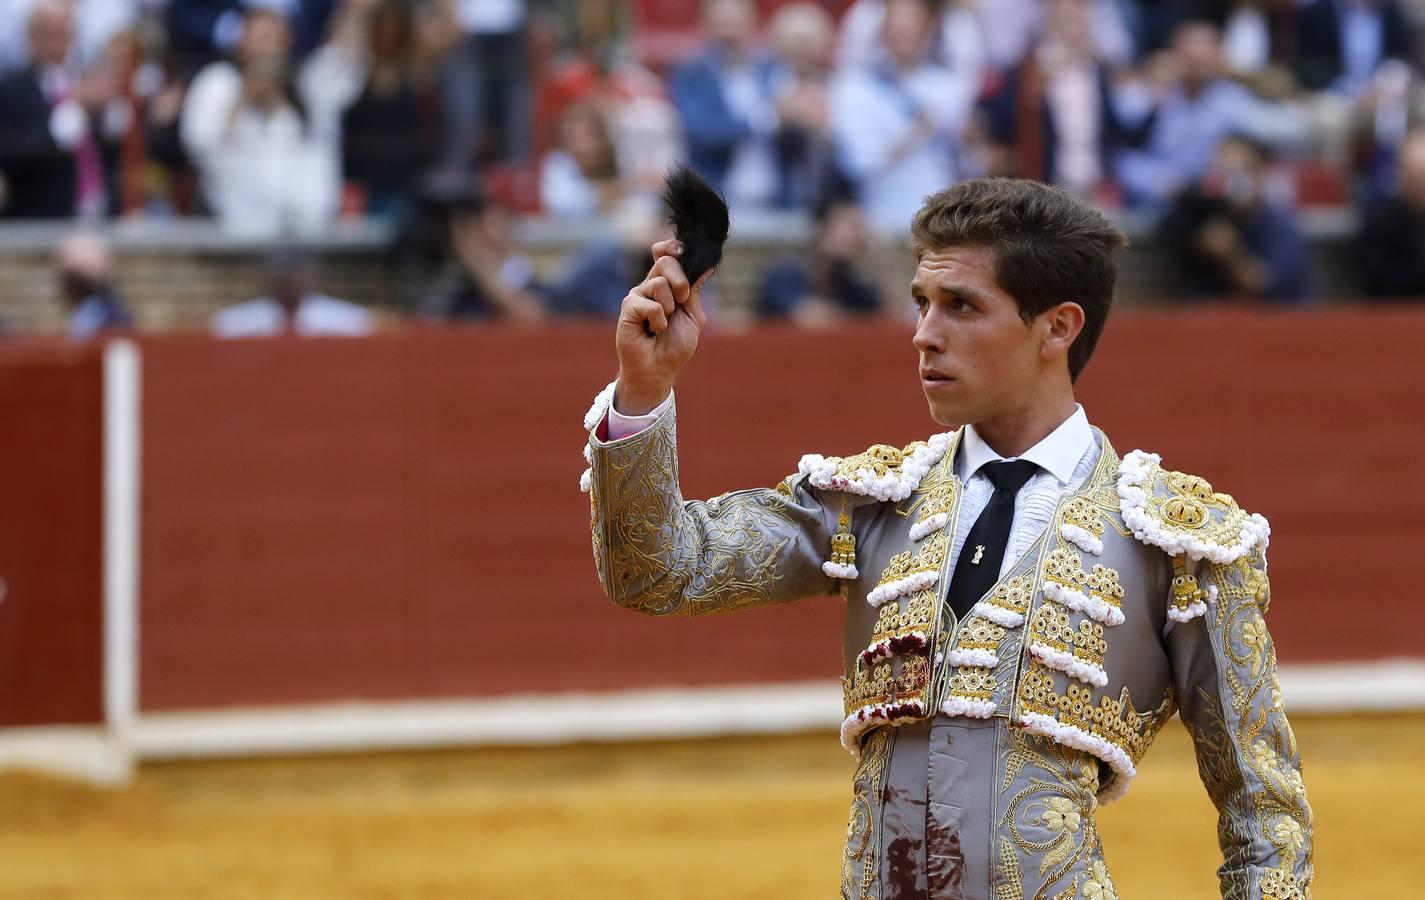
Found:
[614,238,713,416]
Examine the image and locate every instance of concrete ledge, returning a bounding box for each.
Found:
[0,207,1367,335]
[0,726,132,785]
[4,657,1420,784]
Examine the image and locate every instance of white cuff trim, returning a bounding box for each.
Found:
[940,697,997,718]
[971,601,1025,628]
[909,511,949,541]
[799,432,954,502]
[1042,579,1125,627]
[583,380,617,432]
[1018,711,1136,800]
[840,700,926,755]
[1117,450,1271,565]
[865,569,938,607]
[857,632,929,667]
[1168,599,1208,623]
[1059,523,1104,556]
[946,647,999,668]
[1028,644,1109,687]
[823,561,859,580]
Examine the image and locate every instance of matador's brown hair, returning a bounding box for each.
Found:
[911,178,1128,382]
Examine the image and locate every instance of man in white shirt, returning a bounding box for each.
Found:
[179,1,367,235]
[211,250,373,337]
[580,178,1312,898]
[829,0,975,234]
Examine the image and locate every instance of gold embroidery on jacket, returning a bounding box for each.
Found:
[1017,670,1170,772]
[998,727,1112,899]
[1141,466,1256,549]
[595,420,805,616]
[939,575,1036,710]
[844,656,932,716]
[1061,496,1106,543]
[841,728,892,900]
[1194,549,1314,898]
[1043,547,1125,617]
[1080,859,1117,899]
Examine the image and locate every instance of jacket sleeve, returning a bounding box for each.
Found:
[586,395,838,617]
[1166,547,1315,899]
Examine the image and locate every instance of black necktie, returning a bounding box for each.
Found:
[945,459,1040,620]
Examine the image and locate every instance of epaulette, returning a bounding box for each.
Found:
[797,433,954,502]
[1116,450,1271,566]
[798,433,955,581]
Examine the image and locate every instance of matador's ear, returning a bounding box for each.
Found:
[661,166,729,285]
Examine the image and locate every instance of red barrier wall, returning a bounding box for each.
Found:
[0,343,105,726]
[134,308,1425,711]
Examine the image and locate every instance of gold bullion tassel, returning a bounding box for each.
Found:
[1168,554,1210,622]
[824,497,859,579]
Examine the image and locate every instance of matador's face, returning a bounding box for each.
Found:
[910,245,1069,428]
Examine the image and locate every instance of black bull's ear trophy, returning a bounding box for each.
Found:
[660,166,730,286]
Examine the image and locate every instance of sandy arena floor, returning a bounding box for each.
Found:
[0,713,1413,898]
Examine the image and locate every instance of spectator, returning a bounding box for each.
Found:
[211,249,373,336]
[1157,134,1312,303]
[1114,19,1306,208]
[980,0,1135,196]
[440,0,530,170]
[1,0,141,76]
[1212,0,1293,78]
[1294,0,1414,170]
[542,199,674,317]
[969,0,1133,72]
[1293,0,1412,96]
[757,199,889,324]
[830,0,976,233]
[529,2,680,204]
[341,0,455,218]
[402,174,546,322]
[837,0,984,86]
[539,103,623,216]
[55,231,132,340]
[0,0,125,219]
[179,2,367,235]
[669,0,780,210]
[166,0,339,73]
[1359,130,1425,298]
[102,26,172,217]
[767,2,841,210]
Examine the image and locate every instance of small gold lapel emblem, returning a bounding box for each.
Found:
[971,545,986,565]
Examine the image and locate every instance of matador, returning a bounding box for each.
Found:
[580,178,1313,899]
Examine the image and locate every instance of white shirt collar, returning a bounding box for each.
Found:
[956,404,1094,486]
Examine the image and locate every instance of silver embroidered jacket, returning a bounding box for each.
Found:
[584,395,1313,900]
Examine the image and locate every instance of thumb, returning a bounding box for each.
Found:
[682,269,713,329]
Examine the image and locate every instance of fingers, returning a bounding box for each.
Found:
[650,255,690,304]
[682,269,712,330]
[641,274,677,317]
[651,238,682,261]
[621,294,669,334]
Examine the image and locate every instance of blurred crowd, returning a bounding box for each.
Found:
[4,0,1425,336]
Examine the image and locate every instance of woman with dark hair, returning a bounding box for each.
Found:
[538,102,623,216]
[179,3,370,233]
[341,0,455,218]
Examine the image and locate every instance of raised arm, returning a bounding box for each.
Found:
[582,240,838,616]
[1166,547,1315,899]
